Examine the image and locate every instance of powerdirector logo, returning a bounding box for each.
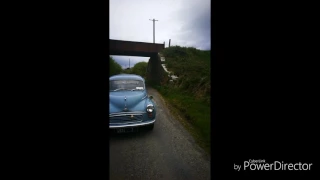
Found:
[234,159,313,171]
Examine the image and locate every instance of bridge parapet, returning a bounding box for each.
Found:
[110,39,164,57]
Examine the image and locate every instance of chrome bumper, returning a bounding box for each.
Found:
[109,119,155,129]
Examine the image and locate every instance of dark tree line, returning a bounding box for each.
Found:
[109,56,148,78]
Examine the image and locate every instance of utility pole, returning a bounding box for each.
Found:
[149,18,158,43]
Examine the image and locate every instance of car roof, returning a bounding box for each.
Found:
[109,74,145,81]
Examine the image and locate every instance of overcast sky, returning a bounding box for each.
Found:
[110,0,210,69]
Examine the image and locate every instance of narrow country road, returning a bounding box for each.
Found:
[109,87,211,180]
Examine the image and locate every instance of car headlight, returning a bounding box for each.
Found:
[146,104,154,113]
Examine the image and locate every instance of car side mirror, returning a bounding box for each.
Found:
[149,95,153,100]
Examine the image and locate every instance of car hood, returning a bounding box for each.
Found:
[109,91,147,113]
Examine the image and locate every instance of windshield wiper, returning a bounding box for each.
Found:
[112,88,141,92]
[130,89,144,91]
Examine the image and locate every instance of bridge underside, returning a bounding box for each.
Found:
[109,50,157,57]
[109,39,164,56]
[109,39,165,85]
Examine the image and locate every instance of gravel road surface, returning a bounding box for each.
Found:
[109,87,210,180]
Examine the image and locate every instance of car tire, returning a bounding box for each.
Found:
[147,124,154,131]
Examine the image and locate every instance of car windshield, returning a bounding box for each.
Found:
[110,80,145,91]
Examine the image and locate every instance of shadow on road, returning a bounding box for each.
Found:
[109,127,153,139]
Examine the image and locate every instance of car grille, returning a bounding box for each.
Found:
[109,112,144,124]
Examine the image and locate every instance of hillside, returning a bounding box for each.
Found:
[161,46,210,103]
[155,46,211,153]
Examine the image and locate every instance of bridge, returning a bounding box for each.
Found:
[109,39,166,85]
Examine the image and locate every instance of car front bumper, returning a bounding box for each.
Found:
[109,119,155,129]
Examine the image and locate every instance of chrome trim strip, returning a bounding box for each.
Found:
[109,119,155,128]
[141,95,147,100]
[109,112,145,117]
[110,113,144,117]
[110,111,145,114]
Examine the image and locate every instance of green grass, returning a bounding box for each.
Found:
[155,85,211,154]
[149,46,211,154]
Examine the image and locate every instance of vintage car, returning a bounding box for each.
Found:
[109,74,156,133]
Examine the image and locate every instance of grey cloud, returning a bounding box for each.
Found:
[110,0,211,64]
[169,0,211,49]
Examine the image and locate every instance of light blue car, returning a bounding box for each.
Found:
[109,74,156,133]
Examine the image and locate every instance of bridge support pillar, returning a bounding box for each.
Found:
[147,53,165,86]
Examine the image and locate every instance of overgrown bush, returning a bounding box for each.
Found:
[160,46,210,103]
[130,62,148,78]
[122,68,132,74]
[109,56,122,77]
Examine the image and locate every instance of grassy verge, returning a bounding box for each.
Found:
[153,85,211,155]
[146,46,211,154]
